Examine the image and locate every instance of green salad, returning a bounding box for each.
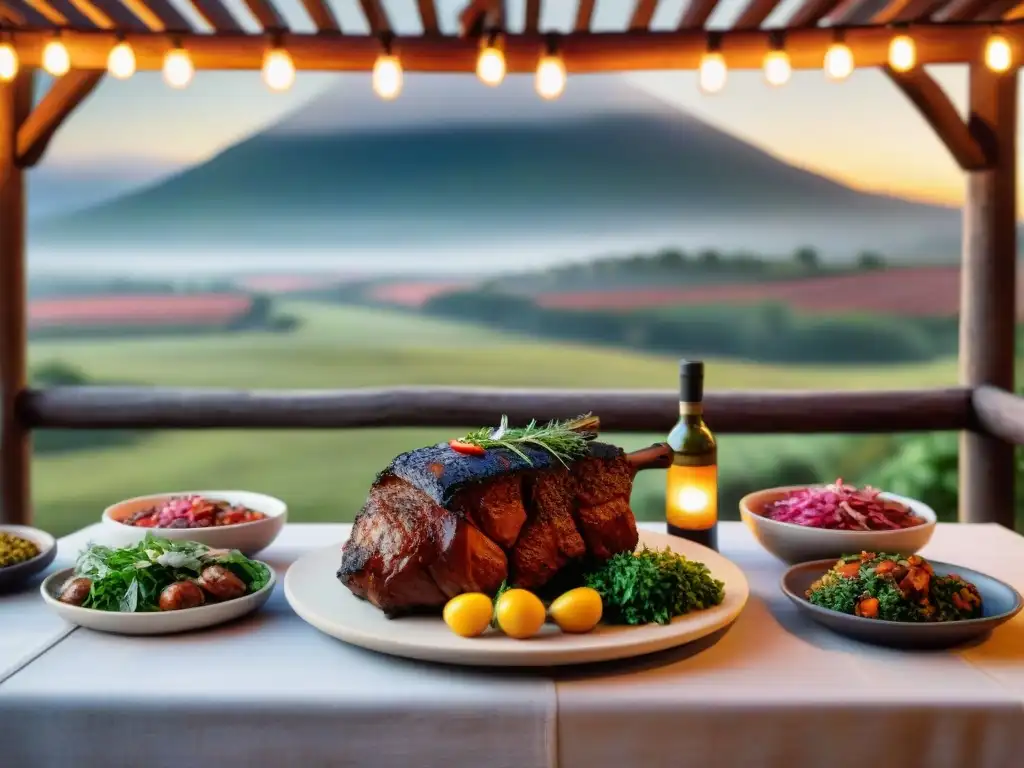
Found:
[59,534,271,613]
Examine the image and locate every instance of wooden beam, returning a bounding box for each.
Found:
[871,0,945,22]
[241,0,285,31]
[935,0,1000,19]
[733,0,782,29]
[0,70,32,526]
[959,65,1018,527]
[575,0,595,31]
[88,0,149,28]
[973,386,1024,445]
[885,65,989,170]
[679,0,718,27]
[417,0,437,34]
[23,0,67,24]
[1006,0,1024,18]
[828,0,890,23]
[8,25,1024,72]
[0,0,50,25]
[524,0,539,33]
[19,386,973,433]
[358,0,390,34]
[630,0,658,30]
[120,0,192,30]
[188,0,243,32]
[66,0,115,27]
[16,70,103,168]
[787,0,845,25]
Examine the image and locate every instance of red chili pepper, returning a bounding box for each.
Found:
[449,439,486,456]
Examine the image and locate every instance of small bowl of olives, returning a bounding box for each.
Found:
[0,525,57,591]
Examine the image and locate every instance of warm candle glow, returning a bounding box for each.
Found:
[888,35,916,72]
[535,54,567,100]
[372,54,403,100]
[666,464,718,531]
[107,41,136,79]
[163,48,194,89]
[763,50,791,87]
[262,47,295,92]
[985,34,1012,73]
[824,43,854,81]
[0,43,17,82]
[42,39,70,77]
[698,52,727,94]
[477,44,506,86]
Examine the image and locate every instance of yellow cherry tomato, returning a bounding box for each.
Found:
[443,593,493,638]
[548,587,603,634]
[494,588,546,639]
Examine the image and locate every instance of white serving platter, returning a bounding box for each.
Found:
[41,565,276,635]
[285,530,749,667]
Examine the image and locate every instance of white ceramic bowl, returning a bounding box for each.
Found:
[100,490,287,556]
[0,524,57,591]
[740,485,937,564]
[41,565,276,635]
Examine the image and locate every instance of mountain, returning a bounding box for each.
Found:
[31,74,963,271]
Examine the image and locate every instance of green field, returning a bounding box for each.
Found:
[28,301,959,536]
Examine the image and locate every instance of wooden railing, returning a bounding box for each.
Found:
[4,383,1020,528]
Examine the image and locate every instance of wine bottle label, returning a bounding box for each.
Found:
[679,402,703,416]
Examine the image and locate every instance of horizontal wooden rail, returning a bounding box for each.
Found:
[18,386,973,433]
[973,386,1024,445]
[7,24,1024,72]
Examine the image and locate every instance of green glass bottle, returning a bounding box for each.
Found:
[666,360,718,550]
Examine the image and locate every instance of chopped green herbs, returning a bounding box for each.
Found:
[457,413,599,468]
[584,546,726,626]
[73,534,271,612]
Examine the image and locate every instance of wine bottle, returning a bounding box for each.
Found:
[665,360,718,550]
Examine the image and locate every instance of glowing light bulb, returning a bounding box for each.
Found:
[535,54,566,100]
[763,50,791,87]
[888,35,915,72]
[107,41,136,79]
[163,47,193,89]
[42,39,70,76]
[824,42,854,81]
[477,45,506,86]
[372,54,402,100]
[698,52,727,94]
[262,47,295,91]
[985,34,1012,73]
[0,43,18,82]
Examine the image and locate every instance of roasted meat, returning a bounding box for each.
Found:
[337,439,672,616]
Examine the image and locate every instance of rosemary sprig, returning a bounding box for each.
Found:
[458,413,599,468]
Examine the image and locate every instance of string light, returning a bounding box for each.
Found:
[888,34,916,72]
[372,54,403,100]
[985,33,1012,73]
[762,32,791,88]
[698,35,726,94]
[42,37,70,77]
[107,40,136,79]
[535,36,567,100]
[823,32,854,81]
[262,44,295,91]
[0,42,17,82]
[477,32,506,87]
[163,45,194,89]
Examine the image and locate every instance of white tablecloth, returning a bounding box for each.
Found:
[3,521,1024,768]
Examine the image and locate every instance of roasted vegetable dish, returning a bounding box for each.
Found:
[57,534,271,612]
[0,532,40,568]
[807,552,983,622]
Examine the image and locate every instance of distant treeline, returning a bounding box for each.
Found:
[492,247,889,294]
[423,289,959,365]
[28,277,242,300]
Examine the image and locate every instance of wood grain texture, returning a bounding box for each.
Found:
[19,386,974,433]
[0,71,32,526]
[885,66,989,170]
[959,65,1018,528]
[16,70,103,167]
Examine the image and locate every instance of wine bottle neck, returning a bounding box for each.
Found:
[678,401,703,418]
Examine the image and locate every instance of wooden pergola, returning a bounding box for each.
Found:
[1,0,1022,528]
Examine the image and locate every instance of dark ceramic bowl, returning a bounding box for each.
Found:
[0,525,57,592]
[781,558,1023,649]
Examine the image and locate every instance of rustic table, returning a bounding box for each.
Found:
[2,522,1023,768]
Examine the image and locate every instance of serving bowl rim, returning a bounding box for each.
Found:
[741,485,937,535]
[102,489,288,531]
[0,523,57,570]
[781,557,1024,629]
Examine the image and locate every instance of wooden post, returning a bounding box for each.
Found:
[959,65,1018,527]
[0,70,32,526]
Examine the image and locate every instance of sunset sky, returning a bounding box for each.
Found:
[42,0,992,212]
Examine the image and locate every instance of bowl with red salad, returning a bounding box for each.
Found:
[740,480,936,564]
[101,491,287,556]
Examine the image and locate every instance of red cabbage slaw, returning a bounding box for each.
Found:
[762,480,925,530]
